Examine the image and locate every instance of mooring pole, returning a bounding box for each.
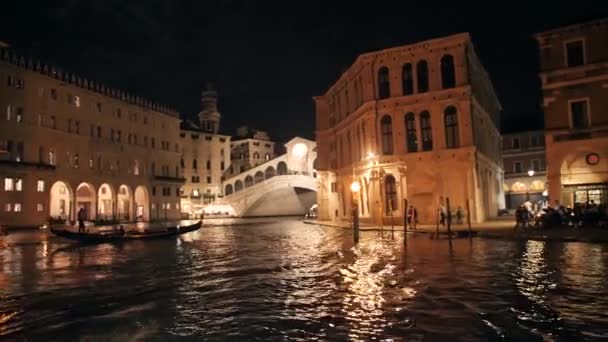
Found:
[466,199,472,235]
[403,198,408,244]
[353,206,359,243]
[446,197,452,237]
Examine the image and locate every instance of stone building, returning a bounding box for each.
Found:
[502,130,547,209]
[225,126,276,178]
[179,88,231,216]
[314,33,504,224]
[0,48,184,228]
[535,18,608,206]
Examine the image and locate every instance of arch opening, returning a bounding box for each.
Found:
[75,182,96,221]
[277,161,288,175]
[49,181,73,221]
[97,183,116,220]
[134,185,150,221]
[254,171,264,184]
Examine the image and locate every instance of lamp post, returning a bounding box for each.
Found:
[351,180,361,243]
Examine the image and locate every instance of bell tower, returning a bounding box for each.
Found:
[198,82,221,134]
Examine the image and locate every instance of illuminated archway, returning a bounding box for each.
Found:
[244,175,254,188]
[117,184,133,221]
[277,161,287,175]
[225,184,233,196]
[254,171,264,184]
[49,181,73,221]
[530,180,545,191]
[75,182,96,221]
[97,183,116,220]
[235,180,243,192]
[134,185,150,221]
[512,182,527,193]
[265,166,276,179]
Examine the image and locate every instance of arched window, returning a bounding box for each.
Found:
[441,54,455,89]
[444,106,459,148]
[378,67,390,99]
[265,153,271,161]
[253,152,260,159]
[192,159,197,169]
[265,166,276,178]
[225,184,233,196]
[254,171,264,183]
[420,111,433,151]
[405,112,417,152]
[380,115,393,155]
[402,63,413,95]
[417,60,429,93]
[384,175,397,214]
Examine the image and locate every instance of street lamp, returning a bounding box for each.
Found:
[528,170,535,177]
[351,180,360,243]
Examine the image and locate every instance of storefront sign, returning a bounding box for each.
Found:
[563,183,608,191]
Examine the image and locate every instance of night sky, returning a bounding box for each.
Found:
[1,1,607,142]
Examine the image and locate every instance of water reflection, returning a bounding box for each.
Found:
[0,221,607,340]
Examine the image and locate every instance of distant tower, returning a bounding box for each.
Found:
[198,82,221,134]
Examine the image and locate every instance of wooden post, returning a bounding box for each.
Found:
[353,206,359,243]
[466,199,472,234]
[403,198,408,243]
[446,197,452,236]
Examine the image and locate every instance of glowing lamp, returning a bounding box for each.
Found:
[527,170,535,177]
[350,181,361,193]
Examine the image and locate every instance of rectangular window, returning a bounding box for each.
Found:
[540,159,546,171]
[15,107,22,123]
[512,137,520,149]
[4,203,11,212]
[565,40,584,67]
[6,104,11,121]
[15,178,22,191]
[50,89,58,100]
[14,203,21,212]
[514,161,522,174]
[192,176,200,183]
[221,161,225,171]
[570,99,589,129]
[4,178,14,191]
[205,136,212,141]
[37,203,44,212]
[37,180,45,192]
[207,176,211,184]
[331,182,337,193]
[532,159,540,172]
[219,138,225,142]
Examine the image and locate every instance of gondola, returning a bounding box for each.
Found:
[50,220,202,244]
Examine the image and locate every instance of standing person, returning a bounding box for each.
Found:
[456,206,464,225]
[77,207,86,233]
[439,205,447,227]
[407,205,417,230]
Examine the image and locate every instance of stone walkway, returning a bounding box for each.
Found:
[303,218,608,243]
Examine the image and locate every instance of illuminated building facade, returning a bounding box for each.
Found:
[535,18,608,206]
[224,126,276,178]
[314,33,504,224]
[502,130,547,209]
[0,47,184,228]
[179,88,231,215]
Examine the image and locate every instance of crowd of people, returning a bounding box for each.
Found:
[515,199,608,229]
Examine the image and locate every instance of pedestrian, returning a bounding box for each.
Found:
[439,205,447,227]
[77,207,86,233]
[456,206,464,224]
[407,205,418,230]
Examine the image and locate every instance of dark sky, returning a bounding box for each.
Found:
[1,1,607,141]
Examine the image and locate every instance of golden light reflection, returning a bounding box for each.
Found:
[340,239,397,340]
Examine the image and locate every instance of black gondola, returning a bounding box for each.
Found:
[50,220,202,243]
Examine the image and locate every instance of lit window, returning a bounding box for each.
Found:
[192,189,200,197]
[176,203,180,209]
[4,178,14,191]
[15,178,22,191]
[14,203,21,212]
[74,96,80,107]
[37,203,43,212]
[4,203,11,212]
[6,104,11,121]
[37,180,45,192]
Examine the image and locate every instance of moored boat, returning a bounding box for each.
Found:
[50,220,202,243]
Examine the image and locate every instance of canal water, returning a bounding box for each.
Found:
[1,219,608,340]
